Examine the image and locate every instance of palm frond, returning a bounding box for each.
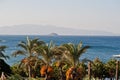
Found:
[63,50,74,66]
[31,38,39,43]
[38,58,46,65]
[18,43,27,50]
[51,46,65,59]
[32,37,44,46]
[55,46,67,52]
[77,41,82,51]
[26,36,31,47]
[77,46,90,58]
[60,42,90,67]
[62,43,74,54]
[0,51,9,59]
[0,46,7,52]
[49,40,55,49]
[20,41,26,45]
[69,43,76,55]
[35,46,49,64]
[41,49,51,64]
[12,50,26,57]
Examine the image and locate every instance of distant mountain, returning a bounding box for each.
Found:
[0,24,116,36]
[49,33,59,36]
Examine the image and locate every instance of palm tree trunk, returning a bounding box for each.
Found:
[28,65,31,79]
[116,61,119,80]
[88,62,91,80]
[45,65,48,80]
[45,75,47,80]
[59,67,64,80]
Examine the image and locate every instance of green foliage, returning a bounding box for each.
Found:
[51,42,90,80]
[11,63,27,77]
[7,74,24,80]
[91,58,105,79]
[4,37,120,79]
[34,41,56,65]
[59,42,90,67]
[105,59,117,78]
[52,65,60,80]
[12,36,45,78]
[12,36,45,57]
[52,62,69,80]
[77,62,88,79]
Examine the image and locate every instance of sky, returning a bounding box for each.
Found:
[0,0,120,34]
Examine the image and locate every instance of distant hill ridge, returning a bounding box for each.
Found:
[0,24,116,36]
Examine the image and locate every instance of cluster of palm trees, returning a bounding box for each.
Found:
[0,36,120,80]
[11,36,90,80]
[89,58,120,80]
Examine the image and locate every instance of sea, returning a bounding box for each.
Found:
[0,35,120,66]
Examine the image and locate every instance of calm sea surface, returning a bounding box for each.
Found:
[0,35,120,65]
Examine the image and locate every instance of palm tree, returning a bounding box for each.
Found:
[12,36,45,78]
[12,36,45,57]
[34,41,55,80]
[58,42,90,80]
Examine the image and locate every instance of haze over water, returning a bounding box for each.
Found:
[0,0,120,35]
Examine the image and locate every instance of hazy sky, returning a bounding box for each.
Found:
[0,0,120,34]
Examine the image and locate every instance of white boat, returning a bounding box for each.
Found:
[113,54,120,58]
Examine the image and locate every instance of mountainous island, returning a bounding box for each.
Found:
[0,24,116,36]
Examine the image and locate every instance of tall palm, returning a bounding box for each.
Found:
[61,42,90,67]
[59,42,90,80]
[34,41,55,79]
[12,36,45,78]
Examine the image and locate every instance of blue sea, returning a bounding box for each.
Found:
[0,35,120,65]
